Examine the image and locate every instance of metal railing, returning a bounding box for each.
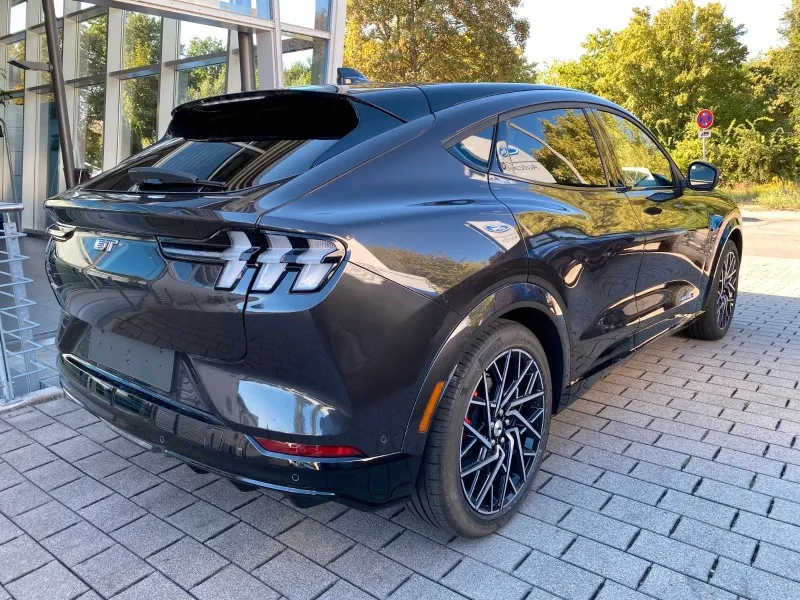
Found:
[0,205,46,406]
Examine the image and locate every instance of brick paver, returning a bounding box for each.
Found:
[0,255,798,599]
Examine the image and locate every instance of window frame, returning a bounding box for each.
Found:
[589,106,683,191]
[443,116,498,172]
[488,102,616,190]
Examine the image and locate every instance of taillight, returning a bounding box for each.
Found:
[252,437,363,458]
[159,230,259,290]
[158,229,345,294]
[253,233,344,293]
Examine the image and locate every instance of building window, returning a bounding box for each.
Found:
[176,64,227,104]
[218,0,270,19]
[282,33,327,86]
[123,12,161,69]
[38,0,62,21]
[3,98,24,203]
[38,27,63,85]
[178,22,228,59]
[6,39,25,92]
[75,84,105,177]
[8,0,25,34]
[280,0,330,30]
[35,93,61,228]
[77,14,108,78]
[120,75,158,160]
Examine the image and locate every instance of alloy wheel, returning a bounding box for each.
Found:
[459,348,546,515]
[716,250,738,329]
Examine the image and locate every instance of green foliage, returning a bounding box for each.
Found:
[284,58,313,88]
[545,0,800,187]
[120,14,162,156]
[673,120,797,184]
[724,182,800,209]
[76,16,107,173]
[343,0,535,83]
[124,13,161,69]
[179,37,227,103]
[752,183,800,208]
[545,1,750,142]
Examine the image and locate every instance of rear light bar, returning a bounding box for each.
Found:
[252,437,364,458]
[253,234,344,293]
[158,229,346,293]
[159,231,259,290]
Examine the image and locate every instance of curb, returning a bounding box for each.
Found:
[0,386,64,413]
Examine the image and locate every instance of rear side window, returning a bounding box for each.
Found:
[449,125,495,171]
[494,108,607,187]
[84,96,403,193]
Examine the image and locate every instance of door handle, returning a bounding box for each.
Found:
[643,206,662,216]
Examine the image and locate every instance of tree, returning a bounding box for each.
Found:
[343,0,535,83]
[181,37,227,102]
[121,14,162,156]
[124,13,162,69]
[771,0,800,143]
[76,15,108,172]
[544,1,751,143]
[284,58,313,87]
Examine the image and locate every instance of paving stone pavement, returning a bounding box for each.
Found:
[0,254,799,600]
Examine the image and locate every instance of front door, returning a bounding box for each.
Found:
[592,109,709,346]
[489,106,645,381]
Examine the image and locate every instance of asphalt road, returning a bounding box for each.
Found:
[741,208,800,259]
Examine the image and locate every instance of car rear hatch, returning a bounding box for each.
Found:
[46,89,410,369]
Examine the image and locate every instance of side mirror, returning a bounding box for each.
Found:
[687,161,719,191]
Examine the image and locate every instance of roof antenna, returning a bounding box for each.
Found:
[337,67,370,85]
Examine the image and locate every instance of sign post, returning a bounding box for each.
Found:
[697,109,714,161]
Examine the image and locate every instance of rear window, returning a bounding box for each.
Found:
[84,92,404,193]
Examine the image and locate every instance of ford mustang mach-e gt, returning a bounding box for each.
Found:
[46,83,742,536]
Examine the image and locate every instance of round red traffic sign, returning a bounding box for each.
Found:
[697,109,714,130]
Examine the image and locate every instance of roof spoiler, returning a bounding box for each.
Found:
[168,90,359,141]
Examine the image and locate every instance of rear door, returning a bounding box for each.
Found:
[592,109,709,345]
[488,105,645,380]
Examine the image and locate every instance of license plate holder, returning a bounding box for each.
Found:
[88,329,175,392]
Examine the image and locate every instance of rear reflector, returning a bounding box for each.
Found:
[253,437,364,458]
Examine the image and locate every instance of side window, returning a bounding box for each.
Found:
[597,111,674,188]
[449,125,495,171]
[494,108,607,187]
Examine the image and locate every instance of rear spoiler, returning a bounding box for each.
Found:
[167,90,359,142]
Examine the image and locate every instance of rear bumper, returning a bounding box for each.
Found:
[59,354,421,509]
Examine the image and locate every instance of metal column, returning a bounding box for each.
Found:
[238,31,256,91]
[42,0,76,189]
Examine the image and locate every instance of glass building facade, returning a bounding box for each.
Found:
[0,0,346,231]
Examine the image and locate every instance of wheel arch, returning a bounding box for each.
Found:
[702,215,743,306]
[401,282,571,455]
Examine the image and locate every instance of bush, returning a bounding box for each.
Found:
[671,120,798,185]
[756,183,800,209]
[722,182,800,210]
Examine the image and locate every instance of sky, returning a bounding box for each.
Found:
[522,0,790,67]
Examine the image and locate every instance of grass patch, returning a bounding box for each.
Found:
[722,182,800,210]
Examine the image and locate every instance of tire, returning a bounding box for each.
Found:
[688,239,740,341]
[407,319,552,537]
